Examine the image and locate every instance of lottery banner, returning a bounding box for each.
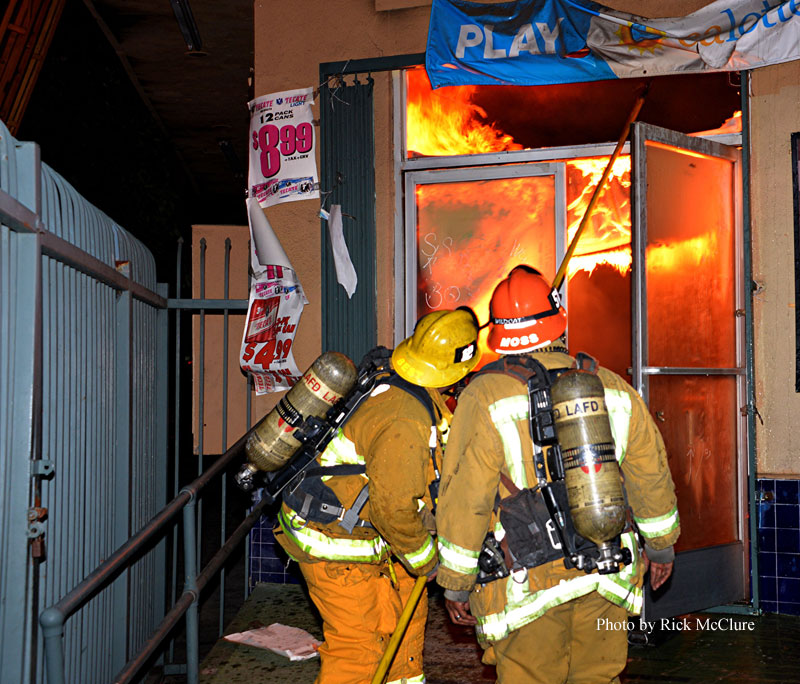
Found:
[248,87,319,208]
[427,0,800,88]
[240,264,306,395]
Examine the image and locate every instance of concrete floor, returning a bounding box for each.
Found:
[193,582,800,684]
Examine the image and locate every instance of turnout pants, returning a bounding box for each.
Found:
[299,559,427,684]
[491,592,628,684]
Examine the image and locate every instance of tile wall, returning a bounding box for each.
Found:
[248,511,301,588]
[757,478,800,615]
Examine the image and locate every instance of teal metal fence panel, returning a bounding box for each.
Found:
[0,120,167,684]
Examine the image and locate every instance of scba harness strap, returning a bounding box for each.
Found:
[475,354,626,583]
[282,371,442,534]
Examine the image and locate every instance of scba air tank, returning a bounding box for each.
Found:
[550,368,626,569]
[236,352,357,489]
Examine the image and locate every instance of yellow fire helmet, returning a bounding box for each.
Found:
[392,308,481,388]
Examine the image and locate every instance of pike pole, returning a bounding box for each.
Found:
[370,575,428,684]
[552,83,650,291]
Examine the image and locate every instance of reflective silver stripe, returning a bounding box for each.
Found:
[278,507,386,562]
[404,535,437,569]
[476,532,641,642]
[438,537,480,575]
[319,428,364,467]
[635,506,680,538]
[488,387,631,485]
[604,388,632,464]
[488,395,530,489]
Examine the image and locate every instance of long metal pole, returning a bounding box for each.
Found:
[552,85,649,291]
[245,373,252,599]
[370,576,427,684]
[111,495,272,684]
[39,427,252,684]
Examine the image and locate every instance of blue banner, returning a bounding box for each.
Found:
[426,0,800,88]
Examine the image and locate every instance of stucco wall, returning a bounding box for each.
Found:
[253,0,434,378]
[750,62,800,477]
[253,1,800,476]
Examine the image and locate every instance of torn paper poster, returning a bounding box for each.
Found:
[247,197,293,275]
[249,87,319,208]
[326,204,358,298]
[224,623,322,661]
[240,266,306,395]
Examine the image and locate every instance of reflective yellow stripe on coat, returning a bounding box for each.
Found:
[469,388,639,642]
[475,532,642,643]
[278,507,387,563]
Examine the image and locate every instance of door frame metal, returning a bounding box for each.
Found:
[630,121,749,617]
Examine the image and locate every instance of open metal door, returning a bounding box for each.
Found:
[631,122,747,618]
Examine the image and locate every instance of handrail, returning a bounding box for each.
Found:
[1,187,167,310]
[39,426,261,684]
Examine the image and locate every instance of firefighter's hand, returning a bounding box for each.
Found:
[426,563,439,583]
[445,599,477,626]
[649,561,674,591]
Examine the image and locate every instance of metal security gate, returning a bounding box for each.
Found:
[0,121,168,684]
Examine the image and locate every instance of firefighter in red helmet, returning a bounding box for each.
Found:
[274,308,480,684]
[435,265,680,683]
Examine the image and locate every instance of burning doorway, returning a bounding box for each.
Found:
[399,68,747,617]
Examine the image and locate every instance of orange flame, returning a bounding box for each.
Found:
[689,110,742,138]
[564,156,632,278]
[406,70,720,329]
[406,68,522,157]
[648,233,717,271]
[406,68,634,283]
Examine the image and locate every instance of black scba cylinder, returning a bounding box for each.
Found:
[551,368,626,571]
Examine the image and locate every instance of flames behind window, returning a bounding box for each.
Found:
[407,68,634,378]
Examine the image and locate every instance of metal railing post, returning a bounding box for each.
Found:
[114,261,133,670]
[220,237,231,635]
[182,491,200,684]
[169,237,184,665]
[197,238,207,567]
[39,608,66,684]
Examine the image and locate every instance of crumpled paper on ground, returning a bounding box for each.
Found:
[224,622,322,661]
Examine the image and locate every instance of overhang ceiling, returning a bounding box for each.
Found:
[84,0,254,211]
[16,0,254,277]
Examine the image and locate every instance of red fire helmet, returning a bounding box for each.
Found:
[487,265,567,354]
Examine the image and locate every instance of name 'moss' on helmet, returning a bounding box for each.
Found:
[392,308,481,388]
[487,265,567,354]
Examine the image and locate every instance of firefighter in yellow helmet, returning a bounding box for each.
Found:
[274,308,480,684]
[435,266,680,684]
